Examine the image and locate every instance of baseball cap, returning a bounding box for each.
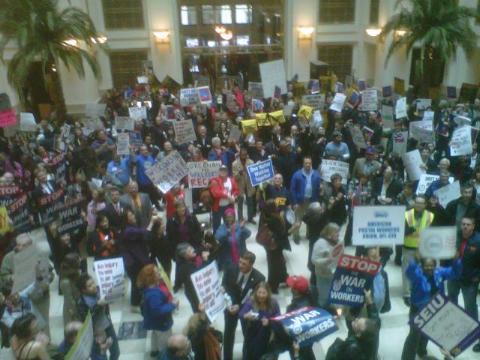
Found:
[219,165,228,171]
[286,275,309,294]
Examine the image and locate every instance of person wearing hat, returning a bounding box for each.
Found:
[352,147,381,181]
[209,165,239,232]
[324,130,350,161]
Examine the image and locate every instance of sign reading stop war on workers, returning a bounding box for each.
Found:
[146,151,188,193]
[419,227,457,259]
[272,307,338,348]
[352,206,406,246]
[94,257,125,303]
[187,161,222,188]
[246,159,274,186]
[173,119,196,144]
[50,153,66,184]
[56,199,85,235]
[450,125,473,156]
[8,194,33,233]
[191,261,225,322]
[320,159,349,185]
[329,254,381,307]
[413,293,480,357]
[38,188,65,224]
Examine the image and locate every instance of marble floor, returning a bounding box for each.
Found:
[13,214,480,359]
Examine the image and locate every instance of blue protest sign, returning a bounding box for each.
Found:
[328,254,381,307]
[247,159,274,186]
[272,307,338,347]
[412,293,480,357]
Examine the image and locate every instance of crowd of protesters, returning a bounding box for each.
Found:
[0,75,479,360]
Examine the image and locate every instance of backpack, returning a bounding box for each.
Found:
[325,337,347,360]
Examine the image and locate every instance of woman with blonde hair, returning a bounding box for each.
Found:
[311,222,344,308]
[239,282,280,360]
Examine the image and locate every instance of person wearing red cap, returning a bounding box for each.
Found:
[209,166,239,232]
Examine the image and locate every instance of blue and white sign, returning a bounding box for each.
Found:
[412,293,480,357]
[247,159,274,186]
[272,307,338,348]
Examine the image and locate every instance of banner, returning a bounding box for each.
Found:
[173,119,196,144]
[116,132,130,155]
[402,150,425,181]
[94,257,125,303]
[409,120,434,144]
[115,116,134,131]
[246,159,275,186]
[329,93,346,112]
[180,88,199,106]
[434,180,460,208]
[7,194,33,233]
[259,60,287,98]
[272,307,338,348]
[412,293,480,357]
[241,119,258,135]
[392,131,408,155]
[197,86,213,105]
[450,126,472,156]
[320,160,349,184]
[360,89,378,111]
[352,206,406,246]
[248,82,264,99]
[329,255,381,306]
[268,110,286,125]
[146,151,188,193]
[302,94,325,110]
[395,97,407,118]
[190,261,225,322]
[57,200,85,235]
[419,227,457,259]
[50,153,66,184]
[65,312,93,360]
[19,113,37,132]
[187,161,222,188]
[38,188,65,224]
[128,106,147,120]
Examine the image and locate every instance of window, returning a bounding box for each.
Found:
[235,4,252,24]
[217,5,232,24]
[319,0,355,24]
[181,6,197,25]
[110,50,148,89]
[202,5,215,24]
[236,35,250,46]
[186,38,199,48]
[370,0,380,25]
[102,0,144,29]
[317,44,353,82]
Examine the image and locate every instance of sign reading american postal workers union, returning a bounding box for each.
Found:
[246,159,274,187]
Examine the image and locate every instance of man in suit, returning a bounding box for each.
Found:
[194,125,212,158]
[120,181,152,228]
[372,166,403,205]
[99,187,126,235]
[222,251,265,360]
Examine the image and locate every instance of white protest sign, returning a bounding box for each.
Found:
[180,88,199,106]
[187,161,222,188]
[173,119,196,144]
[392,131,408,155]
[423,111,434,122]
[146,151,188,193]
[259,59,288,98]
[19,113,37,132]
[352,206,406,246]
[402,150,425,181]
[137,75,148,84]
[320,160,349,184]
[94,257,125,303]
[419,227,457,259]
[116,132,130,155]
[409,120,433,144]
[329,93,347,112]
[302,94,325,110]
[416,98,432,111]
[190,261,225,322]
[450,126,472,156]
[434,180,461,208]
[115,116,134,131]
[12,243,42,293]
[416,174,439,195]
[349,126,367,149]
[85,103,106,119]
[128,106,147,120]
[65,313,93,360]
[382,105,394,129]
[395,97,407,118]
[360,89,378,111]
[454,115,471,127]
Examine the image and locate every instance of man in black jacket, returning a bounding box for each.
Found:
[222,251,265,360]
[445,183,480,230]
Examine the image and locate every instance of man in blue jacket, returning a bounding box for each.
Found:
[290,156,321,244]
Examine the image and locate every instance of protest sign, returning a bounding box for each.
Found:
[412,293,480,357]
[57,199,85,235]
[329,93,346,112]
[416,174,439,195]
[115,116,134,131]
[85,103,106,119]
[259,60,287,98]
[419,227,457,259]
[360,89,378,111]
[320,160,349,184]
[382,86,393,98]
[395,97,407,118]
[450,126,472,156]
[454,115,471,127]
[0,185,22,207]
[187,161,222,188]
[416,98,432,111]
[116,132,130,155]
[394,77,405,95]
[352,206,406,246]
[94,257,125,302]
[269,110,286,125]
[173,119,196,144]
[409,121,434,144]
[248,82,264,98]
[146,151,188,193]
[302,94,325,110]
[51,153,66,184]
[191,261,225,322]
[423,111,434,122]
[128,106,147,120]
[402,150,425,181]
[272,307,338,348]
[8,194,33,233]
[0,108,16,128]
[137,75,148,84]
[129,131,143,151]
[392,131,408,155]
[298,105,313,120]
[65,312,93,360]
[329,254,381,306]
[349,125,367,149]
[197,86,213,105]
[180,88,199,106]
[241,119,258,135]
[38,188,65,224]
[382,105,394,129]
[246,159,275,186]
[434,180,460,208]
[309,79,320,94]
[19,113,37,132]
[12,243,41,292]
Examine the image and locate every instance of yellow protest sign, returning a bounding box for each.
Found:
[241,119,258,135]
[256,113,272,127]
[298,105,313,120]
[268,110,286,124]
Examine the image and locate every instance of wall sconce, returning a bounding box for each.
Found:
[153,30,171,44]
[63,39,79,47]
[297,26,315,41]
[395,30,407,37]
[365,28,382,37]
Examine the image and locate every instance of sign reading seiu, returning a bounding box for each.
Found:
[247,159,274,186]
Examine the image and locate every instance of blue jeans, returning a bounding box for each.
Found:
[447,279,479,320]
